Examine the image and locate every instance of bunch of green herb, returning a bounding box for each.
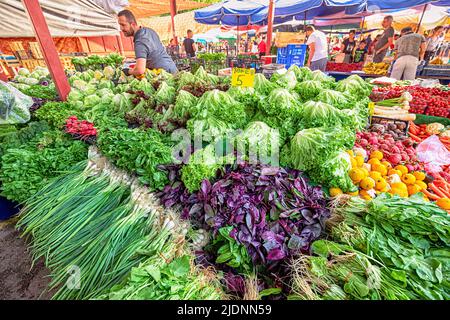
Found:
[34,101,81,129]
[329,194,450,300]
[97,127,174,190]
[0,130,88,203]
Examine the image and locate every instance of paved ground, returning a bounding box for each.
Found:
[0,218,53,300]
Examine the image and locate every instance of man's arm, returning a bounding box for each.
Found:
[192,42,197,53]
[419,42,426,61]
[377,36,394,54]
[307,42,315,66]
[129,58,147,76]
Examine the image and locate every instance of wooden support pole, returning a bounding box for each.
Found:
[21,0,70,100]
[170,0,178,45]
[266,0,274,56]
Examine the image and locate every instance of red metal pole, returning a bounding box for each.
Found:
[170,0,178,45]
[117,34,125,55]
[266,0,275,56]
[21,0,70,100]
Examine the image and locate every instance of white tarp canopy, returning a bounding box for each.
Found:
[0,0,120,38]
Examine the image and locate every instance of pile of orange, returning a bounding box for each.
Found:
[330,150,428,201]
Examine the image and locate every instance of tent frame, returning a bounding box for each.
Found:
[21,0,70,100]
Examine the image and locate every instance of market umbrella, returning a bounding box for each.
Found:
[194,0,268,54]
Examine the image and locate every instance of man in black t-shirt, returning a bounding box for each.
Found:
[183,30,197,58]
[341,30,357,63]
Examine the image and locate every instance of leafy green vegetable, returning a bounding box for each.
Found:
[300,101,343,128]
[97,128,174,190]
[0,130,88,203]
[253,73,277,96]
[294,80,324,102]
[194,89,248,129]
[235,121,280,165]
[154,81,176,106]
[181,144,233,193]
[285,126,356,173]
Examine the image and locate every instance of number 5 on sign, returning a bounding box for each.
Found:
[232,68,255,87]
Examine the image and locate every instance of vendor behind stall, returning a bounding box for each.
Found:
[118,10,178,75]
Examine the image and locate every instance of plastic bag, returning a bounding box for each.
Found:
[0,80,32,125]
[416,135,450,168]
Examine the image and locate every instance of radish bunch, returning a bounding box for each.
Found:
[355,131,422,170]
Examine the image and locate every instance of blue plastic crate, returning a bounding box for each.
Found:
[0,196,20,220]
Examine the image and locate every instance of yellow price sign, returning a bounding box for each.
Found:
[368,102,375,116]
[231,67,255,87]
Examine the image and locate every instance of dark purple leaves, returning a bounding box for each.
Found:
[156,162,330,277]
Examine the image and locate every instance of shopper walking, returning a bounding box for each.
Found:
[353,40,368,64]
[258,36,267,58]
[305,25,328,72]
[390,27,426,81]
[373,15,395,63]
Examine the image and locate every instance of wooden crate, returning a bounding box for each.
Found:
[21,59,46,71]
[29,42,44,59]
[60,56,75,71]
[10,41,24,52]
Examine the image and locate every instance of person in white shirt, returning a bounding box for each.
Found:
[305,25,328,72]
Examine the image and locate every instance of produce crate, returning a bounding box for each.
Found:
[14,50,30,60]
[9,41,24,52]
[29,42,44,59]
[420,65,450,77]
[370,116,410,135]
[0,196,20,220]
[60,56,75,71]
[21,59,46,70]
[276,44,307,68]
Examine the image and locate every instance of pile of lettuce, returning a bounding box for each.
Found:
[283,126,357,192]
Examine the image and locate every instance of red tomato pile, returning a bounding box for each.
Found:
[326,62,363,73]
[371,86,450,118]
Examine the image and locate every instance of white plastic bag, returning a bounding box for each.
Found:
[416,135,450,167]
[0,80,32,124]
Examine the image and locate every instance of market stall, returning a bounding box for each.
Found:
[1,56,449,300]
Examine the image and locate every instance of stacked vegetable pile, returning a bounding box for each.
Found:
[17,150,224,300]
[326,62,363,73]
[5,59,450,300]
[363,62,390,75]
[372,85,450,118]
[71,53,124,70]
[290,193,450,300]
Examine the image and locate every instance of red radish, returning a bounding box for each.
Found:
[387,154,402,165]
[368,136,379,145]
[359,139,369,147]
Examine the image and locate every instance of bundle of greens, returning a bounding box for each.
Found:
[181,144,233,193]
[283,126,356,192]
[0,121,50,158]
[34,101,80,129]
[294,80,324,102]
[0,130,88,203]
[235,121,281,165]
[330,194,450,300]
[289,240,417,300]
[334,75,372,98]
[17,157,196,300]
[253,73,277,96]
[299,101,344,129]
[193,89,248,129]
[271,70,297,90]
[172,90,199,123]
[99,254,225,300]
[97,128,173,190]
